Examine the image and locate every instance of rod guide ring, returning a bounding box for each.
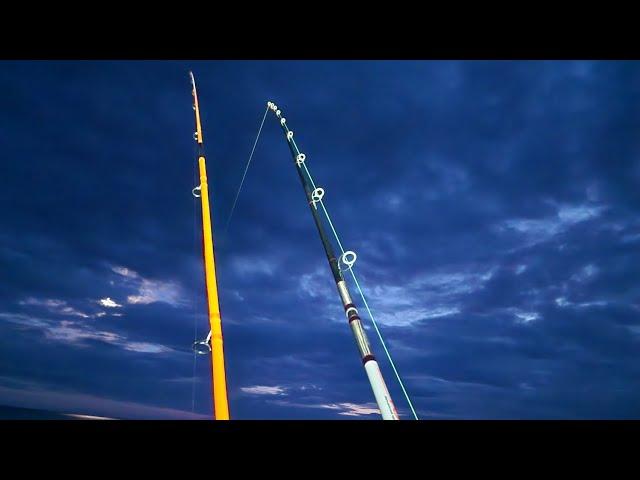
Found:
[193,340,211,355]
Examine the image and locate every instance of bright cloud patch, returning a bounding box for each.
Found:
[98,297,122,308]
[240,385,287,396]
[112,266,138,278]
[514,311,540,324]
[270,399,380,417]
[322,402,381,417]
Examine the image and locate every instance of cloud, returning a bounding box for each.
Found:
[355,267,494,327]
[126,279,183,306]
[44,321,122,344]
[20,298,65,308]
[19,297,91,318]
[112,265,184,307]
[571,264,598,283]
[555,297,608,309]
[513,311,540,324]
[269,399,380,417]
[375,306,461,327]
[64,414,114,420]
[240,385,287,396]
[558,205,604,224]
[497,203,606,248]
[299,384,322,392]
[98,297,122,308]
[0,312,172,354]
[111,266,138,278]
[330,403,381,417]
[515,264,527,275]
[299,265,333,299]
[121,342,172,354]
[230,257,278,277]
[0,381,209,420]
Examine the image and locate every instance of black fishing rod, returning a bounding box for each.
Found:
[267,101,400,420]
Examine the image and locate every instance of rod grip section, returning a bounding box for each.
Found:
[364,359,400,420]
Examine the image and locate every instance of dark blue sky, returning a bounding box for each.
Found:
[1,60,639,419]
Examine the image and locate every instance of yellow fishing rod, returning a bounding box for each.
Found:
[189,71,230,420]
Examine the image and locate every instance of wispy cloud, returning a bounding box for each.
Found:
[121,342,172,353]
[0,312,172,354]
[555,297,608,309]
[19,297,91,318]
[240,385,287,396]
[64,414,114,420]
[112,266,138,278]
[355,267,494,327]
[0,381,208,420]
[126,280,183,306]
[515,264,528,275]
[269,399,380,417]
[405,374,506,394]
[571,264,599,283]
[299,265,333,299]
[497,203,606,248]
[318,402,381,417]
[374,306,461,327]
[513,310,541,324]
[111,265,184,307]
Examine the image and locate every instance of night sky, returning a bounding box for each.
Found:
[1,60,639,419]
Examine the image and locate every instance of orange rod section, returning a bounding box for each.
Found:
[190,72,230,420]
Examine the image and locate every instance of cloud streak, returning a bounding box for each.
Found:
[0,312,172,354]
[111,265,185,307]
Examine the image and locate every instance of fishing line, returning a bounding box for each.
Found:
[287,123,419,420]
[190,106,270,372]
[223,105,270,236]
[191,141,199,413]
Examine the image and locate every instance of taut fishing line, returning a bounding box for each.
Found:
[300,160,419,420]
[283,117,420,420]
[191,105,269,380]
[223,105,270,236]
